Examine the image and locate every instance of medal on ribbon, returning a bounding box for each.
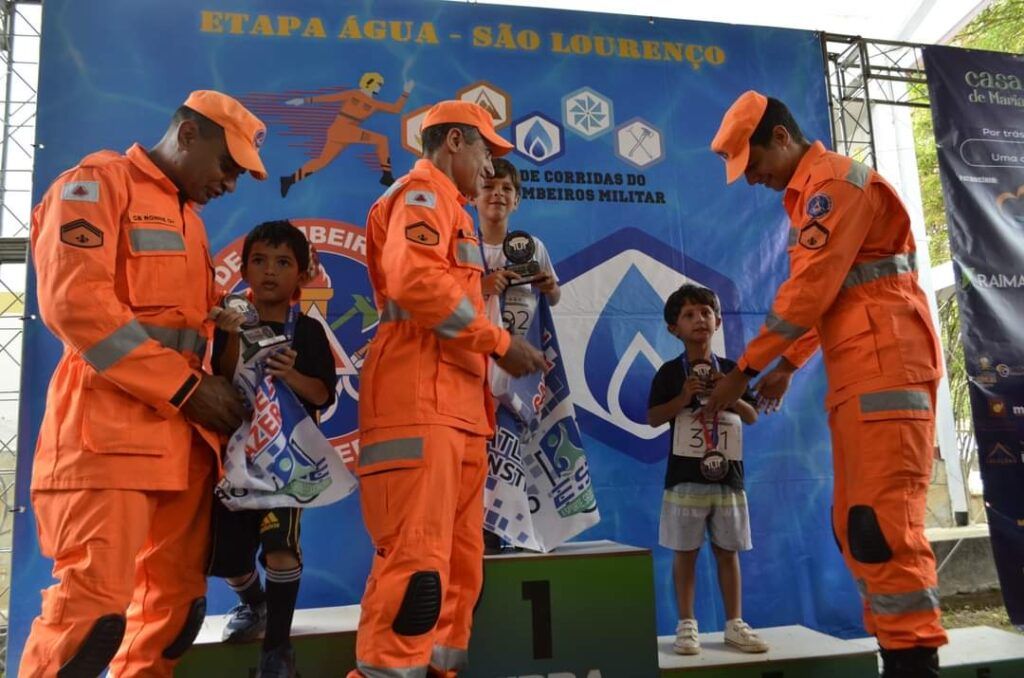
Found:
[697,409,729,481]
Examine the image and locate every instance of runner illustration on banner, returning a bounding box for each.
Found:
[241,72,414,196]
[213,218,375,471]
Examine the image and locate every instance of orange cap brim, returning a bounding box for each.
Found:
[480,128,513,157]
[724,143,749,184]
[224,130,267,180]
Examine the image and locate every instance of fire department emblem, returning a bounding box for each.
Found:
[213,218,376,469]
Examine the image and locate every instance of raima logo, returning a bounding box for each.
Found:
[552,228,741,462]
[213,218,375,468]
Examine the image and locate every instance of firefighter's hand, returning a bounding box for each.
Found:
[754,364,795,414]
[181,373,247,435]
[285,97,305,106]
[403,79,415,94]
[704,369,749,417]
[207,306,246,333]
[495,335,546,377]
[483,269,519,296]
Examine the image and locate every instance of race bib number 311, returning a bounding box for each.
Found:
[672,409,743,460]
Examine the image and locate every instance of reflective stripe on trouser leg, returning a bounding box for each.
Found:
[18,488,151,678]
[431,434,486,669]
[110,440,215,675]
[830,383,946,650]
[355,425,485,672]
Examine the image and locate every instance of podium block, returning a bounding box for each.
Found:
[850,625,1024,677]
[466,540,659,677]
[178,540,657,676]
[177,605,358,677]
[659,625,877,677]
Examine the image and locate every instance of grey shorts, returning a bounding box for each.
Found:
[659,482,752,552]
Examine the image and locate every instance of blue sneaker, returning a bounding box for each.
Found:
[221,601,266,643]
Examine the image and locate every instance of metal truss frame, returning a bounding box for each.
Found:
[822,33,931,168]
[0,1,38,670]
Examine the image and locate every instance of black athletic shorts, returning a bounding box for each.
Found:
[208,499,302,578]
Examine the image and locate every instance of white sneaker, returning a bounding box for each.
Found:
[724,618,769,653]
[673,618,700,655]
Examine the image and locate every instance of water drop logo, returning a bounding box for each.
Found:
[512,112,565,165]
[553,229,741,463]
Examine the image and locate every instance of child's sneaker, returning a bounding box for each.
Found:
[673,618,700,655]
[256,643,296,678]
[724,618,769,653]
[221,601,267,643]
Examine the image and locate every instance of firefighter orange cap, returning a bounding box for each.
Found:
[711,90,768,184]
[421,100,513,157]
[182,89,268,180]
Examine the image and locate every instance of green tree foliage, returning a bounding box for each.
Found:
[912,0,1024,427]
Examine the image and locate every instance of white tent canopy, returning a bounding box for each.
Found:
[456,0,990,44]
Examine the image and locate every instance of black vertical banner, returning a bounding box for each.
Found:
[924,44,1024,623]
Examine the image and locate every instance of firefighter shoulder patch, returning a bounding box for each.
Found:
[405,221,439,246]
[405,190,436,208]
[60,219,104,248]
[806,192,832,219]
[61,181,100,203]
[799,221,830,250]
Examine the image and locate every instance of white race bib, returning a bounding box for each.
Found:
[672,409,743,461]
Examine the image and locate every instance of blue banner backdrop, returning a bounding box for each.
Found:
[10,0,859,667]
[924,44,1024,624]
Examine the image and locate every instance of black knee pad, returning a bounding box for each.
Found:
[848,505,893,564]
[880,646,939,678]
[392,570,442,636]
[161,596,206,660]
[57,613,126,678]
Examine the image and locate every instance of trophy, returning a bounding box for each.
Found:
[689,358,716,405]
[222,293,289,364]
[502,230,543,286]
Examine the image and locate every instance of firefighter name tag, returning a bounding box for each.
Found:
[671,409,743,460]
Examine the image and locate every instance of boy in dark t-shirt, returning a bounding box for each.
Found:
[207,220,337,677]
[648,284,767,656]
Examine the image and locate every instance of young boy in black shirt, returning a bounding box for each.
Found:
[207,220,337,677]
[648,284,767,656]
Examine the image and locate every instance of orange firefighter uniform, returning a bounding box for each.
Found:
[295,88,409,180]
[712,92,947,651]
[20,91,266,677]
[351,102,513,677]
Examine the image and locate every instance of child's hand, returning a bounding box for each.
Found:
[531,272,558,296]
[207,306,247,333]
[681,375,704,405]
[266,348,298,380]
[483,269,519,296]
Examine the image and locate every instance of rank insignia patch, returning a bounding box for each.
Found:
[60,219,103,248]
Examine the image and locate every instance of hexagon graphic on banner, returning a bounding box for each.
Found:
[615,117,664,169]
[401,104,432,156]
[456,80,511,130]
[562,86,614,140]
[512,112,565,165]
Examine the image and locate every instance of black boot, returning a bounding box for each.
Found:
[880,646,939,677]
[279,175,295,198]
[380,169,395,187]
